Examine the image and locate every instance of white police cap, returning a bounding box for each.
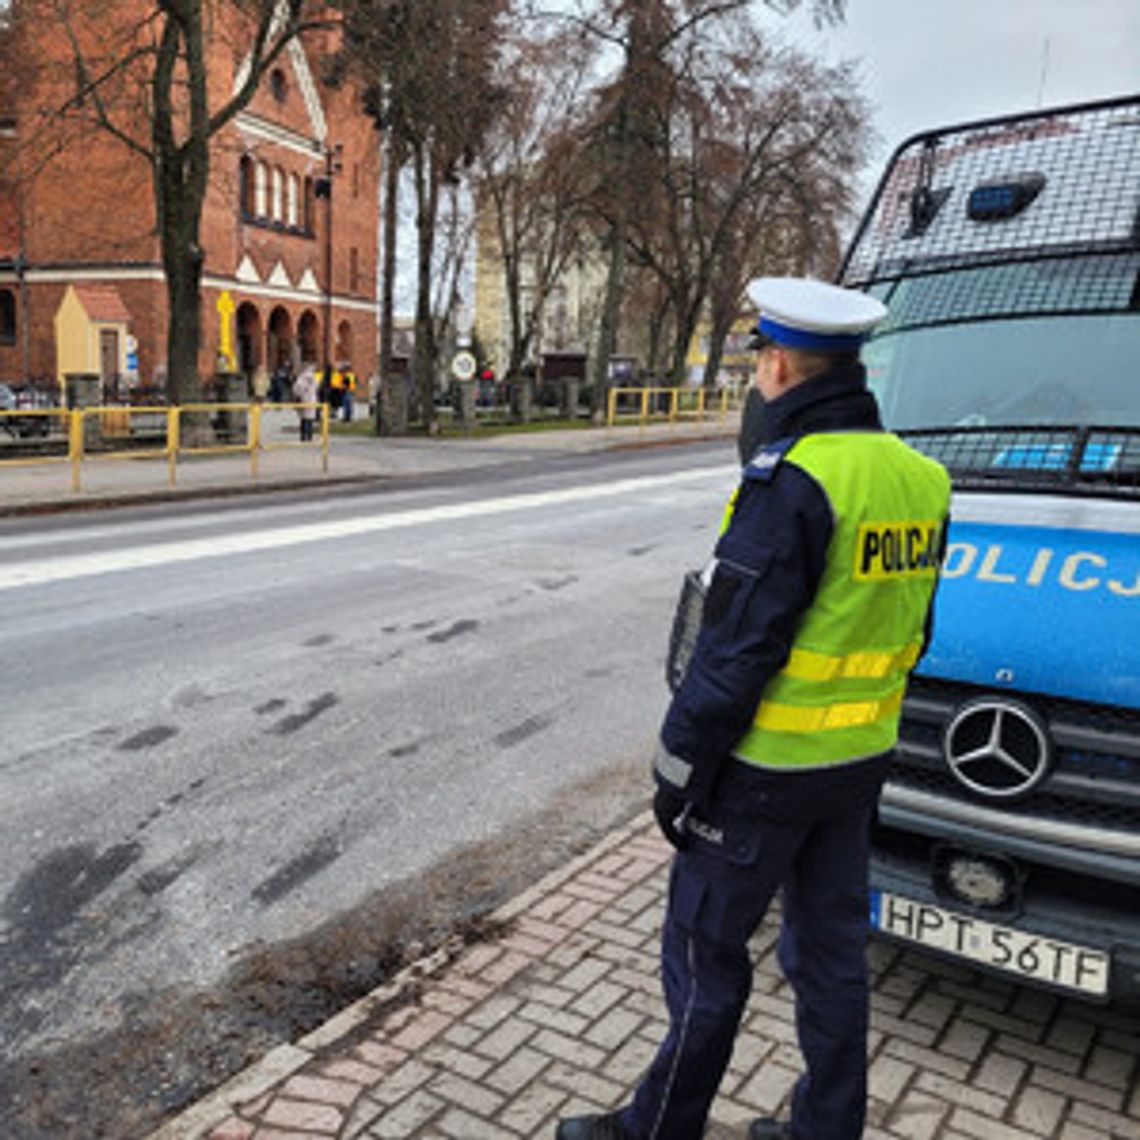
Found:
[746,277,887,351]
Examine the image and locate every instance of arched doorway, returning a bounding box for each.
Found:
[298,310,320,364]
[267,306,293,372]
[236,302,261,377]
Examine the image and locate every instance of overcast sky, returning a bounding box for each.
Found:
[778,0,1139,201]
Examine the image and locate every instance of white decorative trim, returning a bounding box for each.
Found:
[267,260,293,288]
[231,1,327,145]
[16,266,166,284]
[203,273,377,314]
[288,37,328,144]
[297,267,320,294]
[235,112,322,160]
[235,254,262,284]
[0,264,376,314]
[232,1,288,95]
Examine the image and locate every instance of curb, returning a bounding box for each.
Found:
[147,811,656,1140]
[0,427,738,519]
[0,474,383,519]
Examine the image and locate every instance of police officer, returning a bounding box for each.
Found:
[556,278,950,1140]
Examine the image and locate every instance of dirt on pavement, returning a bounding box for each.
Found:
[0,761,650,1140]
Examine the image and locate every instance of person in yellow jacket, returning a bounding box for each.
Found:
[338,363,358,422]
[558,279,950,1140]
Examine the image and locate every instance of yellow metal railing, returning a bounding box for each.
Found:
[0,403,330,491]
[606,385,742,427]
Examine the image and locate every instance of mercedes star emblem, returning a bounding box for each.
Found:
[943,698,1052,800]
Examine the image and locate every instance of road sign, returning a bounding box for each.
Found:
[451,350,477,381]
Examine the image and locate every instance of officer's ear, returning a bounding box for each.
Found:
[768,347,795,394]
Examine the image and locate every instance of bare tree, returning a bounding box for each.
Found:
[345,0,508,433]
[625,27,872,387]
[373,98,406,434]
[545,0,851,413]
[9,0,337,403]
[472,24,596,399]
[430,178,479,364]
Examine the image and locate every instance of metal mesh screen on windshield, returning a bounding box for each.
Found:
[841,95,1140,291]
[839,96,1140,494]
[902,426,1140,496]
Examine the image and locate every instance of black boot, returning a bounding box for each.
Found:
[555,1112,634,1139]
[749,1119,792,1140]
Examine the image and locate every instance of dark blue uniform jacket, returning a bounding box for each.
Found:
[660,362,909,810]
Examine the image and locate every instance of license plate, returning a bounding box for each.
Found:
[870,889,1110,997]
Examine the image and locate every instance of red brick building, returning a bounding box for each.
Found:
[0,3,380,397]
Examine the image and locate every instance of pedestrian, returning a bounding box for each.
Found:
[269,361,291,404]
[556,278,951,1140]
[293,363,318,442]
[339,362,357,422]
[327,365,344,415]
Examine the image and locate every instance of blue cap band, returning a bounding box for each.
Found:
[758,316,866,351]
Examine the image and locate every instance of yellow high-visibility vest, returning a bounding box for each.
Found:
[732,432,950,770]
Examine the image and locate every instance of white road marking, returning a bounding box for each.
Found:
[0,467,733,591]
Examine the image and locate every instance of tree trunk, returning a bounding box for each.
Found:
[669,296,700,387]
[376,133,404,435]
[703,327,727,389]
[413,144,438,433]
[152,5,209,408]
[161,197,205,406]
[589,218,625,422]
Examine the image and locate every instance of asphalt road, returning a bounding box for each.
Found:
[0,441,737,1127]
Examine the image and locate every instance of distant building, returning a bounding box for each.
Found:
[472,196,602,383]
[684,317,756,392]
[0,2,380,395]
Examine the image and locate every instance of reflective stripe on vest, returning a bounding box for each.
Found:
[731,431,950,771]
[753,685,905,733]
[784,641,922,682]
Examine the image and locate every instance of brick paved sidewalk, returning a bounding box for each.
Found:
[152,813,1140,1140]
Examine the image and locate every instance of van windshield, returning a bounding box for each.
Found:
[863,255,1140,431]
[865,312,1139,431]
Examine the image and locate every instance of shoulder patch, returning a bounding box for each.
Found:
[743,436,795,483]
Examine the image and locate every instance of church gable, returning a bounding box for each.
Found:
[236,25,328,146]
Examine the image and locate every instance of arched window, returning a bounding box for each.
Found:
[288,173,300,228]
[0,288,15,346]
[269,67,288,104]
[254,162,268,218]
[271,166,284,222]
[239,155,255,218]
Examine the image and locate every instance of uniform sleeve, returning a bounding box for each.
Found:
[656,466,833,804]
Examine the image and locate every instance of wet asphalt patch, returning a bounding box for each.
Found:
[266,691,338,735]
[0,761,646,1140]
[494,712,555,749]
[426,618,479,643]
[118,725,179,751]
[251,833,344,907]
[1,841,145,1050]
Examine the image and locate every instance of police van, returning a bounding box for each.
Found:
[839,95,1140,1004]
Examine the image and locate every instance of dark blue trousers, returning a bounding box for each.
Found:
[621,760,885,1140]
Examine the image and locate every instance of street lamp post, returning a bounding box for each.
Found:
[314,141,342,390]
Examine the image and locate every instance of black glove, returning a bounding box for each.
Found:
[654,787,691,852]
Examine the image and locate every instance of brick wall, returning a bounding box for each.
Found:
[1,3,380,391]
